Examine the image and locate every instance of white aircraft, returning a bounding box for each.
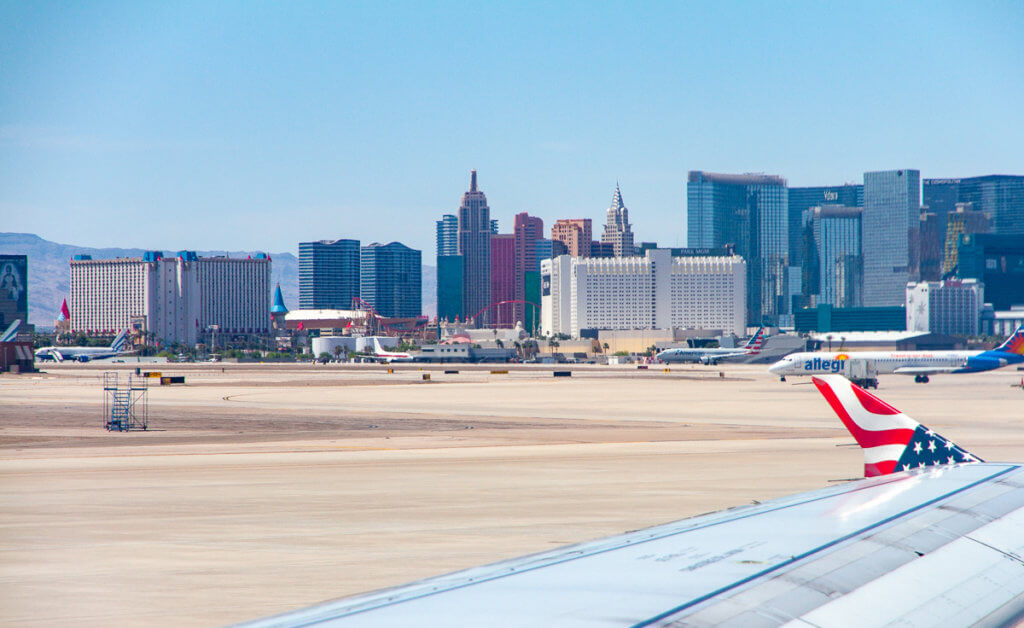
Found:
[240,375,1024,626]
[656,326,765,364]
[359,337,414,363]
[35,329,131,363]
[768,325,1024,383]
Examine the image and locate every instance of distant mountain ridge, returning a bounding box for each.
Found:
[0,233,436,326]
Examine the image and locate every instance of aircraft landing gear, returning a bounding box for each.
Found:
[914,375,930,383]
[780,376,786,382]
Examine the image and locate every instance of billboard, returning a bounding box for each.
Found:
[0,255,27,329]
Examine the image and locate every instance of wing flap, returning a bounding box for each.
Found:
[783,503,1024,628]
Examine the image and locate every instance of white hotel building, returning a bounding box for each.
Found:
[541,249,746,338]
[70,251,271,345]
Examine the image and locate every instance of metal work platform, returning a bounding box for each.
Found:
[103,372,148,431]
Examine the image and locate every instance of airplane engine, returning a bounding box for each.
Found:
[77,356,91,363]
[964,355,1005,371]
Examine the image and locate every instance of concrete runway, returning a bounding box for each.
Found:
[1,363,1023,626]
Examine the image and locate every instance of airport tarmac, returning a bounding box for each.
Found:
[2,363,1023,626]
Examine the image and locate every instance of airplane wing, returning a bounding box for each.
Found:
[238,377,1024,627]
[239,465,1024,627]
[707,350,747,359]
[893,366,961,375]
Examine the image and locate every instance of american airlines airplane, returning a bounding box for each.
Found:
[239,376,1024,627]
[359,337,414,363]
[768,325,1024,383]
[656,327,765,364]
[34,329,131,362]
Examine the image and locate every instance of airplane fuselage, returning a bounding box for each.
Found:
[657,348,749,364]
[769,350,1020,376]
[34,346,127,362]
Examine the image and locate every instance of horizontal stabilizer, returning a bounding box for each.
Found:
[812,375,980,477]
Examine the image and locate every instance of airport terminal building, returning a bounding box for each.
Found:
[541,249,746,338]
[70,251,271,345]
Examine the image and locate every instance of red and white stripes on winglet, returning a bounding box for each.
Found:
[811,375,918,477]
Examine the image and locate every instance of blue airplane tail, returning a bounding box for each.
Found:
[993,325,1024,356]
[0,319,21,343]
[110,329,129,352]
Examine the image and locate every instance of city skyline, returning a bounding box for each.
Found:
[2,2,1023,256]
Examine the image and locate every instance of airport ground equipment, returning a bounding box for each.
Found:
[843,358,879,388]
[103,372,148,431]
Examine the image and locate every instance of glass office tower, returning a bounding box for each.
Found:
[687,171,788,325]
[788,184,863,267]
[862,169,920,307]
[298,239,361,310]
[360,242,422,318]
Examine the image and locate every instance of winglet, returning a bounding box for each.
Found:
[811,375,980,477]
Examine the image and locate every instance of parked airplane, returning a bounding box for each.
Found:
[0,319,21,343]
[34,329,131,362]
[656,326,765,364]
[240,375,1024,627]
[768,324,1024,383]
[358,337,414,363]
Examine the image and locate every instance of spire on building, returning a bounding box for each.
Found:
[602,182,635,256]
[271,283,289,314]
[57,298,70,321]
[470,169,478,193]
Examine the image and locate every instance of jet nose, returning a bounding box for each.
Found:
[768,361,786,374]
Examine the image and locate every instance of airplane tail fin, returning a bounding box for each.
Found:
[993,325,1024,356]
[811,375,980,477]
[744,327,765,354]
[111,329,128,352]
[0,319,21,343]
[372,337,384,354]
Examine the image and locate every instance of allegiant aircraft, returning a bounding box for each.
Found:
[768,325,1024,383]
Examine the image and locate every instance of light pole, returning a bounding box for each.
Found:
[206,325,220,354]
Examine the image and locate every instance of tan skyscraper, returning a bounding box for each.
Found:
[551,218,592,257]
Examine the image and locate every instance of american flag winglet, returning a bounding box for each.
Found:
[811,375,981,477]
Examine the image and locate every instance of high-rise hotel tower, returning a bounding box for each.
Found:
[458,170,491,323]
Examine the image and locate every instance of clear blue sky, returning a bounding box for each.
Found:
[2,1,1022,256]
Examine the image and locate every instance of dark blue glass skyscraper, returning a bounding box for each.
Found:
[862,169,920,307]
[687,171,788,325]
[298,239,361,310]
[436,214,458,257]
[360,242,422,318]
[924,176,1024,236]
[788,184,863,266]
